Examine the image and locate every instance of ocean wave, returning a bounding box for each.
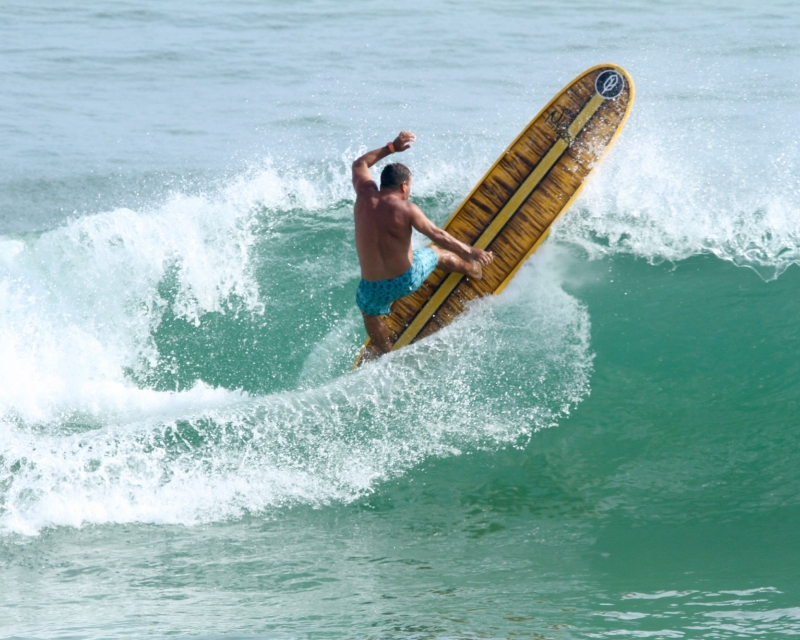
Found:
[6,114,798,534]
[0,206,592,534]
[554,118,800,279]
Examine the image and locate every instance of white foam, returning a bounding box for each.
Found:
[0,158,367,426]
[718,587,782,596]
[0,202,256,425]
[0,241,593,535]
[597,612,650,620]
[554,119,800,279]
[705,607,800,622]
[623,591,697,600]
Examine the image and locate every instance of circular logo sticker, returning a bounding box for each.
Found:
[595,70,624,99]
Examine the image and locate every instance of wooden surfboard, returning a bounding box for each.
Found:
[355,63,634,367]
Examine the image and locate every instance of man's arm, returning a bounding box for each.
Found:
[409,205,494,266]
[352,131,416,192]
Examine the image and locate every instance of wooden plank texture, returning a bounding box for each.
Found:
[355,64,634,366]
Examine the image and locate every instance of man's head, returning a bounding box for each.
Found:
[380,163,412,194]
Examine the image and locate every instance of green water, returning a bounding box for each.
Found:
[3,0,800,637]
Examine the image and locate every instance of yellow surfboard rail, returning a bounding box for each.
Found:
[354,63,634,367]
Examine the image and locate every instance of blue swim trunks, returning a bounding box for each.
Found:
[356,247,438,316]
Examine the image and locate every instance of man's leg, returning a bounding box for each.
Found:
[362,313,392,358]
[431,246,483,280]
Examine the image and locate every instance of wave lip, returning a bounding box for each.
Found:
[555,124,800,280]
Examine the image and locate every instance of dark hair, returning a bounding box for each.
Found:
[380,163,412,191]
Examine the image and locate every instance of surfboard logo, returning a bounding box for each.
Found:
[545,105,576,145]
[595,70,624,99]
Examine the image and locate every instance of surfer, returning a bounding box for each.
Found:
[352,131,494,358]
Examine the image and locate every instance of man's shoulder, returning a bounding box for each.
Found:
[354,184,380,216]
[378,193,417,216]
[355,178,379,198]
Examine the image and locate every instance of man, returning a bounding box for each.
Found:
[352,131,494,358]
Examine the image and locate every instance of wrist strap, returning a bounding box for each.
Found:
[386,141,395,153]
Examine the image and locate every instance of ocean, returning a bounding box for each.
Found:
[2,1,800,637]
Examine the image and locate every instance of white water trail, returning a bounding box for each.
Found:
[0,239,593,535]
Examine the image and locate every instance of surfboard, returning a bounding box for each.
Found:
[354,63,634,367]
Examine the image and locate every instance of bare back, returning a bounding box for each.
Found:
[349,131,494,358]
[354,182,415,281]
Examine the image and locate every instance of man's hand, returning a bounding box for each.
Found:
[392,131,416,152]
[352,131,417,192]
[470,247,494,266]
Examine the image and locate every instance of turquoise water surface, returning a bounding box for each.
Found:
[2,1,800,637]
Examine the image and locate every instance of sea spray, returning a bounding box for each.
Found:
[0,237,592,535]
[555,113,800,279]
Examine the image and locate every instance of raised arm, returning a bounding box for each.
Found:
[409,204,494,266]
[352,131,416,192]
